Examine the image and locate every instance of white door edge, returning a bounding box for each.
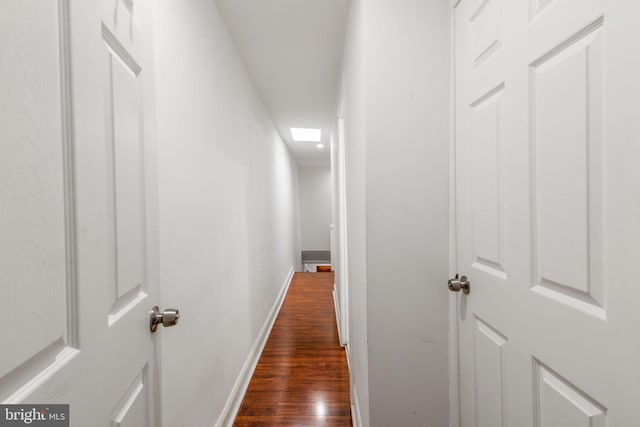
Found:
[448,1,461,426]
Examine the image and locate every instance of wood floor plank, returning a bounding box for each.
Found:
[233,272,351,427]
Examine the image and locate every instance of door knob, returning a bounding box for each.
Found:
[150,306,180,332]
[448,275,470,295]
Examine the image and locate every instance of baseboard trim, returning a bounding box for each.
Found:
[332,284,344,345]
[351,386,363,427]
[345,342,351,373]
[333,285,350,375]
[215,266,295,427]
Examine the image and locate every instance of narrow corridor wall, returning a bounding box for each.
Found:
[340,0,370,424]
[153,1,301,425]
[339,0,451,425]
[298,167,332,251]
[365,0,450,425]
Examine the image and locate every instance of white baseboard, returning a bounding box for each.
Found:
[332,284,344,345]
[345,342,351,373]
[351,386,363,427]
[333,285,350,375]
[215,266,295,427]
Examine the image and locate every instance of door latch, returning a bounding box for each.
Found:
[150,306,180,332]
[448,274,470,295]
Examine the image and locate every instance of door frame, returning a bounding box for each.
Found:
[334,75,350,349]
[337,115,350,347]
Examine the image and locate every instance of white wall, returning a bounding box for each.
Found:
[341,1,370,425]
[339,0,451,425]
[298,167,332,251]
[153,1,301,426]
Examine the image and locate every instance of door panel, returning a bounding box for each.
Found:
[103,0,148,325]
[473,316,508,427]
[455,0,640,425]
[471,0,502,69]
[1,1,161,425]
[110,367,149,427]
[530,20,605,315]
[0,0,79,403]
[533,360,606,427]
[470,84,506,279]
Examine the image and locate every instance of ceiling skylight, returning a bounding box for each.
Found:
[290,128,322,142]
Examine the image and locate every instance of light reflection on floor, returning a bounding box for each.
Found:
[315,401,327,417]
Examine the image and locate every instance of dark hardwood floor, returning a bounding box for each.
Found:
[233,272,352,426]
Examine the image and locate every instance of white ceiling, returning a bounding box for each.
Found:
[215,0,351,167]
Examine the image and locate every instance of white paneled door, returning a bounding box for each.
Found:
[454,0,640,426]
[1,0,161,425]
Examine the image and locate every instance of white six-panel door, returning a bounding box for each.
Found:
[454,0,640,425]
[0,0,161,425]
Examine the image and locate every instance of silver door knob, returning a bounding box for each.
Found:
[448,275,470,295]
[150,306,180,332]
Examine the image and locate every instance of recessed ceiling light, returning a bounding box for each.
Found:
[290,128,321,142]
[316,143,325,149]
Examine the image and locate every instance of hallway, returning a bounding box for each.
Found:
[234,273,351,426]
[7,0,640,425]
